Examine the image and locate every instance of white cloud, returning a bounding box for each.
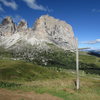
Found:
[81,39,100,44]
[0,0,52,12]
[0,4,4,12]
[22,0,47,11]
[0,0,18,10]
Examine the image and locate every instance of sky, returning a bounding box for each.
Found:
[0,0,100,50]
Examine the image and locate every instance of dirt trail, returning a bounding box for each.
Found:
[0,88,63,100]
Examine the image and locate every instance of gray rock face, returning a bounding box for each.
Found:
[17,20,28,31]
[33,15,76,50]
[2,17,13,25]
[0,15,76,50]
[0,17,16,36]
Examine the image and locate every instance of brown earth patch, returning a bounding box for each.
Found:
[0,88,63,100]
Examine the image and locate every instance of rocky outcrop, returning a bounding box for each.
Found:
[0,15,76,50]
[0,17,16,36]
[33,15,75,50]
[17,20,28,31]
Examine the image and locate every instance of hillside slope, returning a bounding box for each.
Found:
[0,59,100,100]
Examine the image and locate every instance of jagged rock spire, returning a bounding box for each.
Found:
[0,15,76,50]
[0,16,16,36]
[17,20,28,31]
[2,16,13,25]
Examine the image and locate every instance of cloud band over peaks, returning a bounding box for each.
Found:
[81,39,100,44]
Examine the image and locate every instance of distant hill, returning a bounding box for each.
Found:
[88,50,100,57]
[81,49,100,57]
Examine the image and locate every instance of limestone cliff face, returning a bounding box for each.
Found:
[33,15,75,50]
[17,20,28,31]
[0,17,16,36]
[0,15,76,50]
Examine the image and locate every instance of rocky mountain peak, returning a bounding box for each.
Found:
[17,20,28,31]
[33,15,75,50]
[2,16,13,25]
[0,15,76,50]
[0,16,16,36]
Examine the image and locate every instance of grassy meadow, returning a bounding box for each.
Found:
[0,59,100,100]
[0,46,100,100]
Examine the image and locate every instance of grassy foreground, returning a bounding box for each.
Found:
[0,59,100,100]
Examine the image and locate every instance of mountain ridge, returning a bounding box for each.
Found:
[0,15,76,50]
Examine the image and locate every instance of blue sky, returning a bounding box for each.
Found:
[0,0,100,49]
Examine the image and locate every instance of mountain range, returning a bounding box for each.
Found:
[0,15,76,51]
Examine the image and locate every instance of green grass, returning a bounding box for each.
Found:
[79,52,100,75]
[0,46,100,74]
[0,47,100,100]
[0,81,22,88]
[79,51,100,67]
[0,59,100,100]
[29,76,100,100]
[0,59,69,81]
[0,75,100,100]
[0,47,13,58]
